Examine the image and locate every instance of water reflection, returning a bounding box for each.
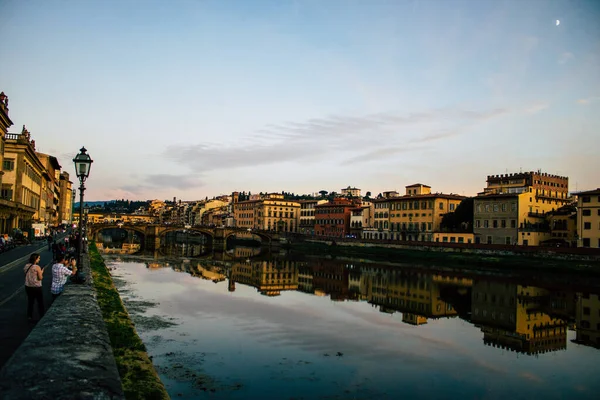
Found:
[128,251,600,355]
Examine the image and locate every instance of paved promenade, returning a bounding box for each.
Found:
[0,235,65,369]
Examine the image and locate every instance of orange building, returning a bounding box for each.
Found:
[314,197,359,237]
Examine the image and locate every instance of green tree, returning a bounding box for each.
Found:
[440,197,474,232]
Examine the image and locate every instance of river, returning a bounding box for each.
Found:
[102,245,600,399]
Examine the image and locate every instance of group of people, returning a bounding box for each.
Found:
[23,244,78,322]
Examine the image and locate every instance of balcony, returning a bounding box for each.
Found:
[528,212,546,219]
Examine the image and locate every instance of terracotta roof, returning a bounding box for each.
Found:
[373,193,466,202]
[405,183,431,188]
[574,188,600,195]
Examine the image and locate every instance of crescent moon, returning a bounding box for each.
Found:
[556,20,560,26]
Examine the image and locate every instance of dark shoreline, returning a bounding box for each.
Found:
[285,240,600,275]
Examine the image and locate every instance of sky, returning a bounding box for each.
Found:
[1,0,599,201]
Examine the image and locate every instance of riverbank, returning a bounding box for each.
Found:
[89,242,170,400]
[288,240,600,274]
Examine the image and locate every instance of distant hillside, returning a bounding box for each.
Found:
[73,201,115,208]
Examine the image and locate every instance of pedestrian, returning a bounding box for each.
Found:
[24,253,45,321]
[46,234,53,251]
[50,254,76,301]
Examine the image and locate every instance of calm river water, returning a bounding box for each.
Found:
[104,246,600,400]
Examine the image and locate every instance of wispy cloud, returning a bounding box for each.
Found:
[577,96,600,105]
[523,103,549,114]
[163,106,517,172]
[558,51,574,65]
[120,174,205,195]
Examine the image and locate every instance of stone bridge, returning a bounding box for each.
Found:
[88,223,279,251]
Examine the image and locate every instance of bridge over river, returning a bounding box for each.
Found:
[88,223,281,251]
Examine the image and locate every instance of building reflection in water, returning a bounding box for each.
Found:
[471,282,568,355]
[574,293,600,349]
[230,260,298,296]
[133,248,600,356]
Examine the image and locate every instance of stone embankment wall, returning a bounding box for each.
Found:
[0,255,125,400]
[303,238,600,261]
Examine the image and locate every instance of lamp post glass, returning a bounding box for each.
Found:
[73,147,93,278]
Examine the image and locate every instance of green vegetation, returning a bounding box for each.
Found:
[89,242,170,400]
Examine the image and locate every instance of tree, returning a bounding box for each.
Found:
[365,191,372,199]
[319,190,328,198]
[440,197,474,232]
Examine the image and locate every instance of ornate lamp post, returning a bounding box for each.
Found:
[73,147,93,273]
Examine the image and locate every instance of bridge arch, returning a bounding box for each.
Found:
[90,224,147,241]
[222,229,273,245]
[157,227,215,240]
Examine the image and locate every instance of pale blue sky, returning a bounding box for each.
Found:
[1,0,598,200]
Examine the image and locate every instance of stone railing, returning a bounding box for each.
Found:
[0,254,125,399]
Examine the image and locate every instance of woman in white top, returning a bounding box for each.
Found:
[24,253,45,321]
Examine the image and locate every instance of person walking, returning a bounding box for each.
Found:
[24,253,45,322]
[46,234,53,251]
[50,254,76,301]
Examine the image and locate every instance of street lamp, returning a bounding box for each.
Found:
[73,147,93,277]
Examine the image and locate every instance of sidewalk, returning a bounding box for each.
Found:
[0,235,67,369]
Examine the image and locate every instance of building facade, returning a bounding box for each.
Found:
[233,193,300,232]
[299,199,327,234]
[387,184,465,242]
[577,189,600,248]
[314,197,357,237]
[474,171,571,245]
[2,126,45,234]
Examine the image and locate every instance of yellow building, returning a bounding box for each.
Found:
[299,199,328,234]
[233,193,300,232]
[36,152,62,227]
[474,171,571,245]
[471,281,567,355]
[2,126,45,233]
[386,184,465,242]
[84,212,156,224]
[576,188,600,248]
[432,232,475,244]
[340,186,361,198]
[546,205,577,247]
[0,92,14,233]
[58,172,74,224]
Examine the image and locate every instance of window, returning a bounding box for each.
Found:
[1,184,13,201]
[493,204,499,212]
[502,203,507,212]
[511,220,516,228]
[582,196,591,203]
[458,237,464,243]
[2,159,14,171]
[450,203,455,211]
[583,238,590,247]
[487,236,492,244]
[475,220,480,228]
[485,204,490,212]
[493,220,498,228]
[476,204,482,213]
[439,202,444,210]
[584,222,591,230]
[582,209,591,216]
[501,220,506,228]
[505,237,511,245]
[511,203,517,211]
[484,220,489,228]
